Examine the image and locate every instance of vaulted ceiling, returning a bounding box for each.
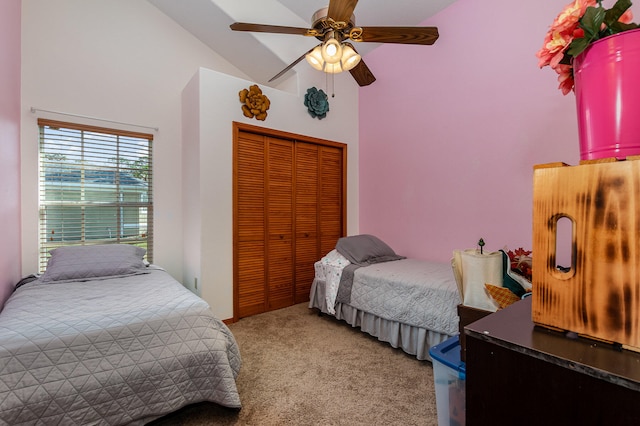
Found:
[147,0,457,87]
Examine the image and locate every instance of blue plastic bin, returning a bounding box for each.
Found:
[429,335,466,426]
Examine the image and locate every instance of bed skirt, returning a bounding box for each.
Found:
[308,278,453,361]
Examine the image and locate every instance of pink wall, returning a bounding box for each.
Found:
[0,0,22,308]
[359,0,580,261]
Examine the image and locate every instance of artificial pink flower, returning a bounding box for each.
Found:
[536,0,596,69]
[538,0,638,95]
[555,64,574,95]
[551,0,595,34]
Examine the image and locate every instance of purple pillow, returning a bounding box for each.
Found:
[40,244,148,283]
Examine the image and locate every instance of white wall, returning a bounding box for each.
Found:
[21,0,360,318]
[20,0,250,279]
[182,67,359,319]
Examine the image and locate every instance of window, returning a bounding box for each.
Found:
[38,119,153,271]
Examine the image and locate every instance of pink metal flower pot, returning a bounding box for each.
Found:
[574,28,640,161]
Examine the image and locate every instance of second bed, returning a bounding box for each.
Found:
[309,235,461,361]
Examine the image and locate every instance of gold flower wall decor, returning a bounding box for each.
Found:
[239,84,270,121]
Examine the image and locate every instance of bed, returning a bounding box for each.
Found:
[308,235,461,361]
[0,244,241,426]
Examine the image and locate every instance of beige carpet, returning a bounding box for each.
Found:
[150,303,439,425]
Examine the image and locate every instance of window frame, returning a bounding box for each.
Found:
[37,118,153,271]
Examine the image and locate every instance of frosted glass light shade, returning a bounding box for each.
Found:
[321,38,343,64]
[323,62,343,74]
[305,45,324,71]
[341,43,361,71]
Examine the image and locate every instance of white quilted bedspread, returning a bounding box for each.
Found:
[0,269,241,426]
[349,259,461,336]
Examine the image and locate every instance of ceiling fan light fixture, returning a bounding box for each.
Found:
[305,45,325,71]
[323,62,343,74]
[306,42,361,74]
[340,43,361,71]
[321,37,343,64]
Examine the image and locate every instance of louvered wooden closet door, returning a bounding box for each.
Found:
[236,131,266,318]
[234,123,346,320]
[295,143,320,303]
[319,146,343,256]
[266,138,294,310]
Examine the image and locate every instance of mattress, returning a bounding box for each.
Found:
[0,268,241,425]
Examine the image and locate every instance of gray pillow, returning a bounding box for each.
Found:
[335,234,405,266]
[40,244,148,283]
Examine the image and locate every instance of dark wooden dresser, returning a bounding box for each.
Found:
[465,297,640,425]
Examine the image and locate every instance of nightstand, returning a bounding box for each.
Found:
[465,297,640,425]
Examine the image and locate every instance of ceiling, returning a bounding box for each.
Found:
[147,0,458,87]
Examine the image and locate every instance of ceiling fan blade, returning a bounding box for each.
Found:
[357,26,439,45]
[349,58,376,87]
[230,22,313,36]
[327,0,359,23]
[268,47,316,83]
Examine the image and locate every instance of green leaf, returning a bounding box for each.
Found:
[567,36,591,58]
[580,7,607,39]
[558,54,573,65]
[609,21,639,33]
[604,0,632,27]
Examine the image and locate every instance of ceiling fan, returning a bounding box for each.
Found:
[229,0,439,86]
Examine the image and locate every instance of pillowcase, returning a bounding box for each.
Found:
[40,244,148,283]
[335,234,405,266]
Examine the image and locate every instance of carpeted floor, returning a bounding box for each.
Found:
[150,302,439,425]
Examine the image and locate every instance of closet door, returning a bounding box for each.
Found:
[266,138,295,310]
[234,122,346,320]
[235,131,267,318]
[319,146,344,256]
[294,143,320,303]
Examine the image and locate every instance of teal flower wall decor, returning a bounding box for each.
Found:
[304,87,329,119]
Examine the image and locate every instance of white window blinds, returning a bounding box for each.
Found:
[38,119,153,271]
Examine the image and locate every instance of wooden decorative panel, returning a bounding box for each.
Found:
[532,159,640,349]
